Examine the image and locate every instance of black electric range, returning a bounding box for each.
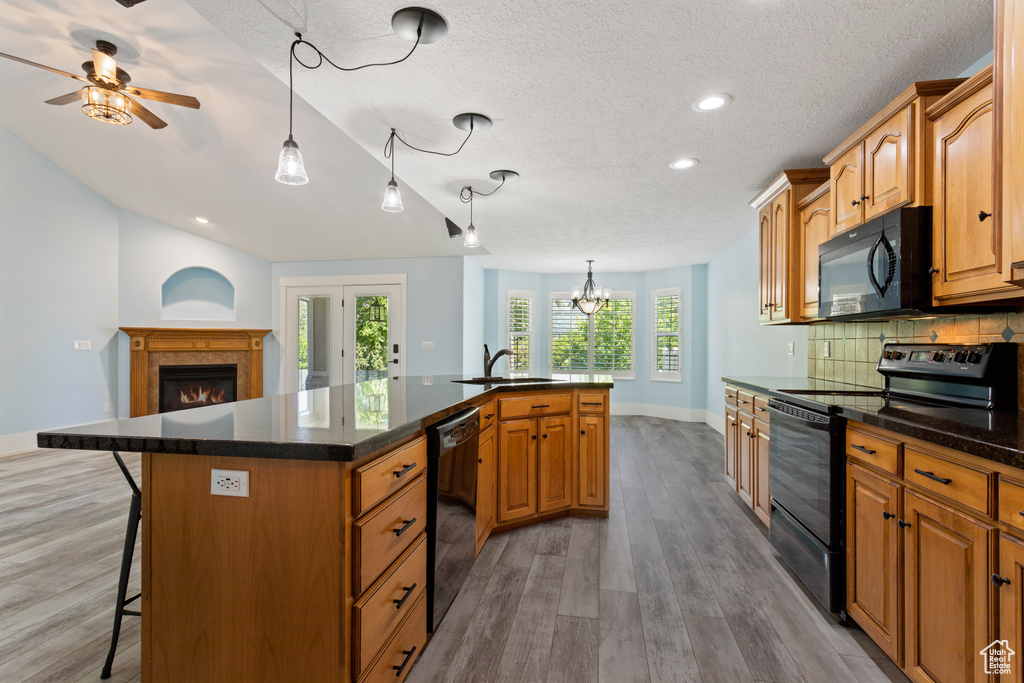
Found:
[766,342,1018,620]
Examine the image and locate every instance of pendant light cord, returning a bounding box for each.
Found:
[289,13,423,74]
[386,116,475,158]
[460,174,506,202]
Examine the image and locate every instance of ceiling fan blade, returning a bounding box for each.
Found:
[45,90,83,106]
[91,48,117,84]
[0,51,89,82]
[125,86,200,109]
[445,218,463,239]
[126,96,167,129]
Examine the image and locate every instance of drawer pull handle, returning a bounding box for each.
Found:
[850,444,876,455]
[738,400,748,404]
[1019,511,1024,518]
[393,518,417,537]
[393,583,417,610]
[582,402,602,406]
[484,413,495,419]
[883,511,895,520]
[393,646,418,677]
[532,404,550,409]
[756,406,766,412]
[913,469,952,485]
[993,573,1011,587]
[393,463,417,478]
[897,519,911,529]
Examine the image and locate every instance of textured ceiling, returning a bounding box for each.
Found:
[0,0,994,272]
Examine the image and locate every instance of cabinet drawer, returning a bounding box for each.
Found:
[904,447,991,516]
[999,477,1024,533]
[725,386,738,406]
[354,437,427,517]
[353,534,427,677]
[479,401,497,431]
[357,592,427,683]
[846,427,900,475]
[578,391,606,413]
[752,395,769,417]
[498,393,572,419]
[353,475,427,595]
[735,390,755,411]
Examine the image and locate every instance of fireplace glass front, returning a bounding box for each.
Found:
[159,364,238,413]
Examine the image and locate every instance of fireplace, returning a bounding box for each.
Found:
[159,364,238,413]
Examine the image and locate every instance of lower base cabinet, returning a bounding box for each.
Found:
[578,414,607,508]
[723,386,770,527]
[998,534,1024,682]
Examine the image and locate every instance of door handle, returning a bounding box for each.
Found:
[391,359,399,364]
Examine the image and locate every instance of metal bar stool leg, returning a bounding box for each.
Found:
[101,452,141,680]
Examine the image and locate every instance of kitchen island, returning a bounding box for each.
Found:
[37,374,612,683]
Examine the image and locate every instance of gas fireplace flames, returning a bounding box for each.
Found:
[178,384,227,406]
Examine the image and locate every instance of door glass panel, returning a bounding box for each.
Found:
[298,296,331,391]
[355,296,389,382]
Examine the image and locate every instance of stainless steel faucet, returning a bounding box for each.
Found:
[483,344,512,378]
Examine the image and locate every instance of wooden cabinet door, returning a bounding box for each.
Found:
[864,107,913,221]
[577,414,606,509]
[997,533,1024,682]
[771,194,790,321]
[538,415,572,513]
[799,190,830,320]
[724,405,739,490]
[846,463,902,664]
[932,86,1003,300]
[497,419,537,523]
[903,490,993,683]
[832,143,865,235]
[758,206,773,322]
[1002,0,1024,284]
[475,426,496,557]
[752,417,771,526]
[737,411,754,508]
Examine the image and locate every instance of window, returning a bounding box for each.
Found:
[507,290,533,374]
[651,287,682,382]
[550,292,635,379]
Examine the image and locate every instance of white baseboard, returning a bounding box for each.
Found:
[610,403,709,422]
[705,412,725,435]
[0,430,42,457]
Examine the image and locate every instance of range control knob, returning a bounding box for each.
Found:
[883,350,893,360]
[953,351,969,364]
[932,351,945,362]
[968,351,983,364]
[892,351,904,360]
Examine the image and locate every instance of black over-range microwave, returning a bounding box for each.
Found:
[818,207,930,320]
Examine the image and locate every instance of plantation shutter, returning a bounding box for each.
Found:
[594,298,633,372]
[550,298,590,371]
[508,294,532,372]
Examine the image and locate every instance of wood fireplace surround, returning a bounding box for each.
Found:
[121,327,271,417]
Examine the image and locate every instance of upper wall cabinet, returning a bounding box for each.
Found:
[927,66,1021,304]
[796,182,831,321]
[750,169,830,325]
[823,80,964,236]
[1000,0,1024,285]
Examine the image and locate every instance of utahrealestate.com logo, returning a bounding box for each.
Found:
[982,640,1015,675]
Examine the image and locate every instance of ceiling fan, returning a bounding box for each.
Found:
[0,39,200,129]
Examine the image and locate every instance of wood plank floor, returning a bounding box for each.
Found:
[0,417,908,682]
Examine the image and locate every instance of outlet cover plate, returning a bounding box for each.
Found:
[211,469,249,497]
[824,341,831,358]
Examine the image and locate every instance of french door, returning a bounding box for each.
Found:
[282,280,404,393]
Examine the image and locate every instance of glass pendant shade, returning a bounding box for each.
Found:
[81,86,132,125]
[576,299,604,315]
[381,178,403,212]
[276,135,308,185]
[463,223,480,248]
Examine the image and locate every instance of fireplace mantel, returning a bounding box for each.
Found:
[120,327,272,417]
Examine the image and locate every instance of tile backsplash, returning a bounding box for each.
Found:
[808,313,1024,402]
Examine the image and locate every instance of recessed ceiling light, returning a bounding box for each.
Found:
[692,94,732,112]
[669,158,699,170]
[194,216,211,225]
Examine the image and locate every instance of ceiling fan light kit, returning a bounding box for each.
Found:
[82,85,132,124]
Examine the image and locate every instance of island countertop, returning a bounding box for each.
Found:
[37,374,614,462]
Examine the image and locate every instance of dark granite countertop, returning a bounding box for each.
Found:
[37,374,613,463]
[723,375,1024,470]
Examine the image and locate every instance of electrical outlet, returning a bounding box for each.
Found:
[824,341,831,358]
[422,341,433,350]
[72,340,91,351]
[211,469,249,497]
[787,342,795,356]
[422,376,433,385]
[104,403,110,413]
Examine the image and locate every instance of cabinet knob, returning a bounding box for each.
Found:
[897,519,911,529]
[531,434,537,440]
[979,210,992,221]
[882,511,895,520]
[992,573,1011,587]
[477,458,482,464]
[860,194,869,201]
[927,266,940,274]
[542,433,548,439]
[851,200,860,206]
[581,430,586,435]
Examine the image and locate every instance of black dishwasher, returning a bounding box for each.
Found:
[426,407,480,632]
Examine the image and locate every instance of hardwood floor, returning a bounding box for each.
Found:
[0,417,906,682]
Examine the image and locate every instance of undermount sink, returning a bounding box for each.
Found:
[452,377,562,385]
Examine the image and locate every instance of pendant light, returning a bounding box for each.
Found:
[274,8,449,185]
[456,170,518,249]
[572,260,611,316]
[463,190,479,248]
[382,129,403,212]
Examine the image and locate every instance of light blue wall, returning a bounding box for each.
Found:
[0,124,120,436]
[959,49,994,77]
[462,259,485,376]
[270,256,466,394]
[488,270,544,376]
[704,228,808,423]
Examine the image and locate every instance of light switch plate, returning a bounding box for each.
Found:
[422,341,433,350]
[72,340,91,351]
[824,341,831,358]
[787,342,795,356]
